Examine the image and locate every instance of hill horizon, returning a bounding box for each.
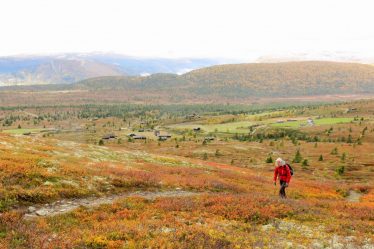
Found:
[2,52,374,87]
[0,53,230,86]
[2,60,374,106]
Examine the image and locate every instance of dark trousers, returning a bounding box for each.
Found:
[279,180,287,198]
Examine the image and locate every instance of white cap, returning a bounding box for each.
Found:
[275,157,285,166]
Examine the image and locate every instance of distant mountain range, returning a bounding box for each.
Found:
[2,61,374,105]
[72,61,374,96]
[0,53,225,86]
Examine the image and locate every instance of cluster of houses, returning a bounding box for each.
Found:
[22,128,59,136]
[276,119,297,124]
[347,107,358,113]
[102,134,117,140]
[186,113,200,120]
[307,118,315,126]
[204,136,215,142]
[101,125,216,143]
[127,133,146,140]
[275,118,315,126]
[192,127,214,141]
[153,130,172,140]
[101,129,173,141]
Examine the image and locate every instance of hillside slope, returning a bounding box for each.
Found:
[76,61,374,97]
[0,58,123,85]
[2,61,374,105]
[186,61,374,96]
[0,54,222,86]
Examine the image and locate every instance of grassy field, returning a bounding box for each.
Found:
[1,128,45,134]
[0,101,373,248]
[168,121,254,133]
[168,117,355,134]
[270,117,355,128]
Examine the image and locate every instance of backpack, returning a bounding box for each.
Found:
[286,164,294,176]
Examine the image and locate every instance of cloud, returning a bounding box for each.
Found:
[177,68,193,75]
[140,73,151,77]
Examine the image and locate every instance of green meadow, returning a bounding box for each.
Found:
[168,121,254,134]
[2,128,45,134]
[271,117,354,128]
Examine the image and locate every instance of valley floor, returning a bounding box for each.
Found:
[0,101,373,248]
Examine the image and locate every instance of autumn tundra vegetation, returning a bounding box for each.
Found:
[0,99,373,248]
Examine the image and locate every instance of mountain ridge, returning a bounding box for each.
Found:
[2,61,374,105]
[0,53,224,86]
[73,61,374,96]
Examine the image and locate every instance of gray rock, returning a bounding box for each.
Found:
[312,242,324,249]
[24,214,36,219]
[35,209,49,216]
[43,181,54,186]
[28,206,36,213]
[161,227,175,234]
[363,244,374,249]
[285,242,293,248]
[331,235,344,249]
[261,224,274,231]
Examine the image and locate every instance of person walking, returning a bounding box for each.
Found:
[273,158,291,198]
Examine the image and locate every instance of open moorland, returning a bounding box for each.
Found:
[0,99,373,248]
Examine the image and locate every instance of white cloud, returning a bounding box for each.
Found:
[177,68,193,75]
[140,73,151,77]
[0,0,374,59]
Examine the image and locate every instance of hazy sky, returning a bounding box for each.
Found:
[0,0,374,59]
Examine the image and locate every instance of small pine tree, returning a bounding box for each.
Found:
[347,134,353,143]
[336,166,345,176]
[291,137,297,145]
[266,155,273,163]
[215,149,220,157]
[362,126,368,136]
[18,124,21,129]
[98,139,104,146]
[341,152,346,162]
[357,138,362,145]
[318,155,324,161]
[293,149,302,163]
[302,159,309,167]
[331,147,338,155]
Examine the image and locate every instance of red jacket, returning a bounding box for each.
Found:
[274,165,291,183]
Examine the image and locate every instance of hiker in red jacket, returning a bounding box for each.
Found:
[273,158,291,198]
